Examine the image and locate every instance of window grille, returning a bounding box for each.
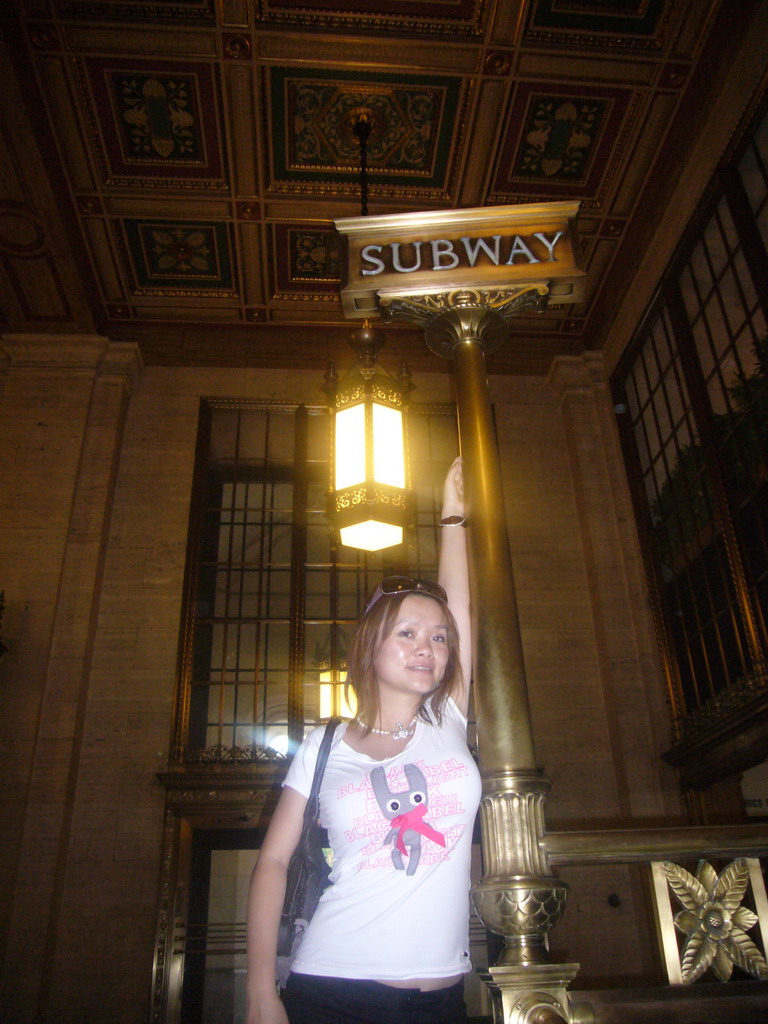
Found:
[613,103,768,743]
[173,400,460,764]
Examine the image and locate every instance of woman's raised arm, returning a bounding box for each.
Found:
[438,457,471,714]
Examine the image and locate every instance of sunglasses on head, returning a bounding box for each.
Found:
[364,576,448,615]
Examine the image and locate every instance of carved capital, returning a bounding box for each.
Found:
[479,772,553,877]
[378,284,550,357]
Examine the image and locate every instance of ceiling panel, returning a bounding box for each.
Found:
[0,0,764,374]
[265,67,468,201]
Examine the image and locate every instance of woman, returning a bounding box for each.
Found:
[246,458,480,1024]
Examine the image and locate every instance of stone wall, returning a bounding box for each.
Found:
[0,338,682,1020]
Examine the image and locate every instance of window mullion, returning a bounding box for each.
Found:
[176,401,213,760]
[721,165,768,338]
[288,404,308,746]
[612,374,687,734]
[251,421,269,752]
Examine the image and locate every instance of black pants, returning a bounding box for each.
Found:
[283,973,468,1024]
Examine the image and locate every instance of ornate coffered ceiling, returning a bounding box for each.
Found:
[0,0,765,374]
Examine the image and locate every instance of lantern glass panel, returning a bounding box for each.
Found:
[372,403,405,487]
[340,520,403,551]
[335,404,366,488]
[319,671,356,719]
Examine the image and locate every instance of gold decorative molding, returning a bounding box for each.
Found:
[653,857,768,985]
[663,672,768,789]
[668,860,768,981]
[176,742,288,765]
[380,284,549,325]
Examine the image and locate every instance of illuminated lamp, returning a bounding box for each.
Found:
[325,323,412,552]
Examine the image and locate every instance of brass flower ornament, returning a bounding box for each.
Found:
[663,858,768,983]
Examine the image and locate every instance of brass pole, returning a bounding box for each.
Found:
[421,300,570,969]
[381,289,578,1021]
[451,333,535,772]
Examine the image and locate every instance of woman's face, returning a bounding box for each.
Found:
[372,594,450,703]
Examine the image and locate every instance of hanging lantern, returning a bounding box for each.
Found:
[325,323,412,551]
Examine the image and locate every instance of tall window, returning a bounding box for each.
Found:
[173,400,460,764]
[613,102,768,767]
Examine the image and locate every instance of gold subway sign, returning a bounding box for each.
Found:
[360,232,564,275]
[335,201,585,318]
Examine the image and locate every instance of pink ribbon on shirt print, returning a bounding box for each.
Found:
[390,803,446,855]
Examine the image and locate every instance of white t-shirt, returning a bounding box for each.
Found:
[283,698,482,981]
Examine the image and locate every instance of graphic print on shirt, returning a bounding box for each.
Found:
[370,763,446,876]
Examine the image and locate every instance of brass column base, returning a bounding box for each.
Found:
[478,963,593,1024]
[472,876,569,966]
[471,771,579,1018]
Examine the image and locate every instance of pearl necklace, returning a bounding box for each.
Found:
[358,715,418,741]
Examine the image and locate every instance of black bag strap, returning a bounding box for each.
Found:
[301,717,340,837]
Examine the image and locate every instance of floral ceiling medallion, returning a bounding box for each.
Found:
[663,858,768,983]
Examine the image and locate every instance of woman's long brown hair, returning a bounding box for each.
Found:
[345,590,462,733]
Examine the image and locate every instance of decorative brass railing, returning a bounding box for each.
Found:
[544,824,768,867]
[539,824,768,1023]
